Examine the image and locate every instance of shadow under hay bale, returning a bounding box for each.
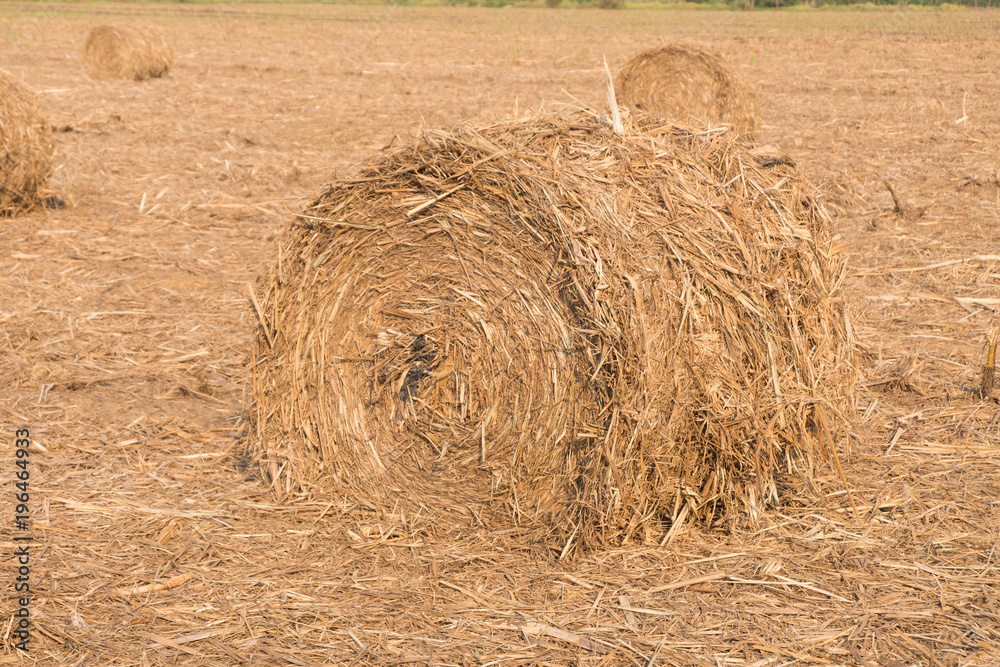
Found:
[83,24,173,81]
[616,45,761,137]
[0,69,55,217]
[247,111,854,552]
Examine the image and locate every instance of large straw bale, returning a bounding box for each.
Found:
[247,110,854,551]
[616,45,760,136]
[0,69,54,217]
[83,24,173,81]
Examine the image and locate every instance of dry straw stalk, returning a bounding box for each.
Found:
[247,109,855,552]
[0,69,54,217]
[83,24,173,81]
[615,45,761,137]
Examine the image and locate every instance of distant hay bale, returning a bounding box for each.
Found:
[83,24,173,81]
[0,70,54,217]
[616,45,760,136]
[246,110,854,551]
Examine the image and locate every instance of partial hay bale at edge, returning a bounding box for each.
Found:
[83,24,173,81]
[246,110,855,552]
[616,45,761,137]
[0,69,55,217]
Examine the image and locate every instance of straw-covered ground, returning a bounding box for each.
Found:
[1,3,998,665]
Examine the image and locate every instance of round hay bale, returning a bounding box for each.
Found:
[615,45,760,136]
[0,69,54,217]
[83,24,173,81]
[246,111,854,551]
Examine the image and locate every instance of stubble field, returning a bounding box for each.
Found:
[1,3,999,665]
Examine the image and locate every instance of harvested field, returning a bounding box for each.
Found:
[1,3,999,665]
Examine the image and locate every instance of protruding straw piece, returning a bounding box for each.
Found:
[604,56,624,135]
